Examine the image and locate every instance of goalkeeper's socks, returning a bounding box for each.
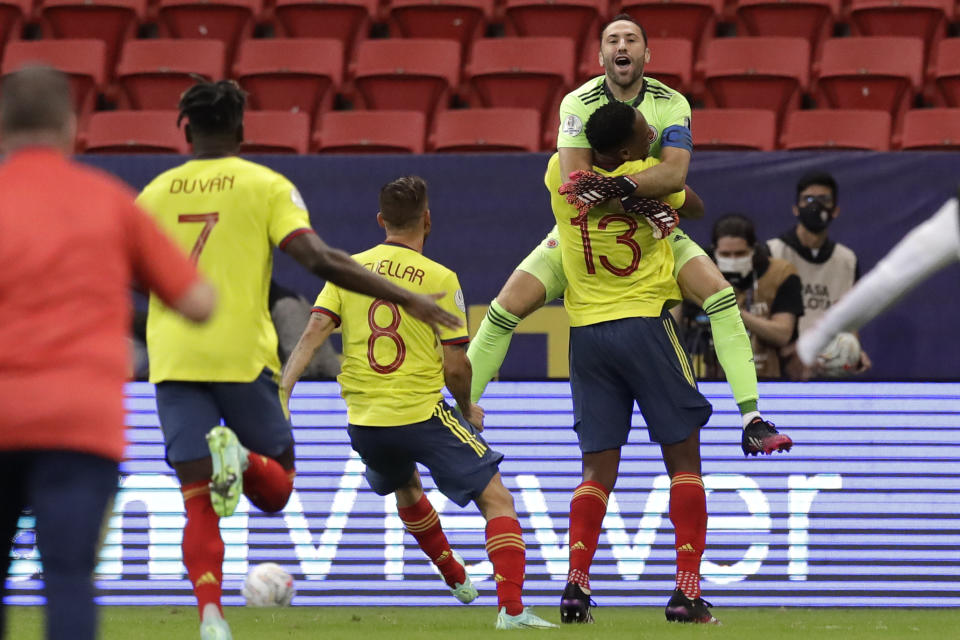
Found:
[181,481,224,619]
[466,300,522,403]
[485,516,526,616]
[670,473,706,600]
[703,287,760,420]
[398,494,466,588]
[242,452,294,513]
[566,481,610,591]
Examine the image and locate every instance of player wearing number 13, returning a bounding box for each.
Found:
[137,81,461,640]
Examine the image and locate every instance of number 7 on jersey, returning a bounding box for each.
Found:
[178,213,220,263]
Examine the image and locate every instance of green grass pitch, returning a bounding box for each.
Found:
[5,606,954,639]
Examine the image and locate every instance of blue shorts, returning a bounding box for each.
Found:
[569,313,713,452]
[155,367,294,464]
[347,401,504,507]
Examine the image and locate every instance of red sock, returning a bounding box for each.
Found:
[485,516,525,616]
[243,452,294,513]
[397,494,465,588]
[181,481,224,619]
[566,481,610,591]
[669,473,706,599]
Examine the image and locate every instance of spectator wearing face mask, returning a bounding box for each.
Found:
[767,171,871,376]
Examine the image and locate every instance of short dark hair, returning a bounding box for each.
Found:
[600,13,648,46]
[0,65,73,136]
[379,176,428,229]
[585,101,638,154]
[712,213,757,247]
[796,171,838,204]
[177,79,246,136]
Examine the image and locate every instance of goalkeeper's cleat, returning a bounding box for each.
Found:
[199,617,233,640]
[620,196,679,240]
[207,426,243,517]
[446,551,477,604]
[664,589,720,625]
[495,607,558,630]
[741,417,793,457]
[559,171,638,215]
[559,582,594,624]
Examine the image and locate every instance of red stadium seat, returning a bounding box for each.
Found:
[274,0,376,63]
[702,37,810,123]
[430,108,541,152]
[815,37,923,124]
[691,108,777,150]
[240,111,310,153]
[503,0,602,56]
[40,0,146,74]
[0,1,34,58]
[619,0,723,61]
[388,0,492,57]
[116,39,225,110]
[234,39,342,126]
[781,109,891,150]
[848,0,952,78]
[735,0,839,60]
[83,110,186,153]
[352,39,460,120]
[642,38,693,94]
[157,0,259,62]
[315,110,426,153]
[899,108,960,150]
[934,39,960,107]
[2,39,107,128]
[465,37,574,114]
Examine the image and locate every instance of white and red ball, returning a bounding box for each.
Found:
[242,563,295,607]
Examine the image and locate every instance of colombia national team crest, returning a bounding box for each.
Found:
[648,124,659,143]
[545,238,559,249]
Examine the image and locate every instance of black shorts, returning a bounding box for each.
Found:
[569,312,713,452]
[348,401,504,507]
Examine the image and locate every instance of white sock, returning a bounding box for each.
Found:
[201,603,222,623]
[741,411,761,428]
[797,198,960,364]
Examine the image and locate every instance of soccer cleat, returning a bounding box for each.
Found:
[664,588,720,624]
[559,582,594,624]
[446,551,478,604]
[741,417,793,457]
[495,607,558,630]
[199,617,233,640]
[207,426,243,517]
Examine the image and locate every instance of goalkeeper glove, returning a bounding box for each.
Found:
[558,170,638,215]
[620,196,679,240]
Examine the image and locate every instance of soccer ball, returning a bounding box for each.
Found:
[816,332,861,377]
[242,563,295,607]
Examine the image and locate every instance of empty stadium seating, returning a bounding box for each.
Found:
[899,108,960,150]
[431,107,541,151]
[316,110,426,153]
[934,38,960,107]
[241,110,311,153]
[388,0,491,56]
[781,109,892,150]
[116,39,225,109]
[157,0,259,62]
[735,0,838,60]
[848,0,953,78]
[703,37,810,123]
[274,0,376,63]
[691,109,777,150]
[503,0,602,56]
[465,37,574,114]
[234,39,343,126]
[84,110,186,152]
[642,38,693,94]
[0,0,29,58]
[619,0,722,60]
[352,39,460,120]
[40,0,145,74]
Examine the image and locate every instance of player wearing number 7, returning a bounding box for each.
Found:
[281,176,555,630]
[136,82,461,640]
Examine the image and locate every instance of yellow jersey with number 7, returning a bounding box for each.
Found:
[137,156,312,383]
[312,242,468,427]
[545,152,685,327]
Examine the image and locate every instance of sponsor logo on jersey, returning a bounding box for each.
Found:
[562,114,584,137]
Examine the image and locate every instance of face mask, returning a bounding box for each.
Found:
[716,253,754,289]
[797,201,834,233]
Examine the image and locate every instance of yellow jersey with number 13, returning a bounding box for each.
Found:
[312,242,468,427]
[545,152,685,327]
[137,156,312,383]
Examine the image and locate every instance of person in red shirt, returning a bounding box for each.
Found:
[0,66,216,640]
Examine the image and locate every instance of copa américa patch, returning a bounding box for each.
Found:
[454,289,465,313]
[290,187,307,211]
[561,114,583,137]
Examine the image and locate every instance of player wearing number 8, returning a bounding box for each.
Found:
[282,177,556,630]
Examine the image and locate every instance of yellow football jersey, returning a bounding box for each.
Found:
[313,243,468,427]
[545,153,685,326]
[138,156,312,383]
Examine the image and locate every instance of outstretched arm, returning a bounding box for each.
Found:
[280,311,337,406]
